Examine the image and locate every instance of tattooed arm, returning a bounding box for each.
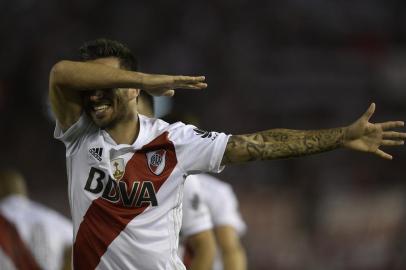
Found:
[222,128,344,164]
[222,103,406,165]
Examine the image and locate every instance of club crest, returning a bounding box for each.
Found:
[111,158,125,181]
[146,149,166,176]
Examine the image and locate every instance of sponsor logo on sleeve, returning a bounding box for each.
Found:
[193,128,218,141]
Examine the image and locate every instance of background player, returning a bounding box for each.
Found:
[198,174,247,270]
[180,174,247,270]
[0,212,41,270]
[0,169,73,270]
[180,175,217,270]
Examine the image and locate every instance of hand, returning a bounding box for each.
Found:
[140,74,207,96]
[343,103,406,159]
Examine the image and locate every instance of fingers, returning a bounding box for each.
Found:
[195,82,207,88]
[179,82,208,89]
[375,133,405,159]
[174,76,205,83]
[375,149,393,160]
[383,131,406,140]
[381,140,404,146]
[146,89,175,97]
[172,76,207,90]
[162,89,175,97]
[363,103,376,121]
[379,121,404,130]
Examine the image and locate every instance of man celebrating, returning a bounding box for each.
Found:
[50,39,406,270]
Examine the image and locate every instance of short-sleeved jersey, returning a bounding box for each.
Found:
[0,212,42,270]
[179,176,214,267]
[0,195,72,270]
[54,114,229,270]
[182,174,246,270]
[198,174,246,236]
[181,176,213,238]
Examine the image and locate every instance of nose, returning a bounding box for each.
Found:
[88,90,105,102]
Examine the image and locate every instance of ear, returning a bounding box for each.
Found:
[127,88,140,101]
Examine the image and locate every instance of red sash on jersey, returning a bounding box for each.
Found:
[0,213,42,270]
[73,132,177,269]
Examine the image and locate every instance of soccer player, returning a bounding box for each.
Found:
[180,175,217,270]
[180,175,247,270]
[198,174,247,270]
[49,38,406,270]
[0,169,73,270]
[0,212,41,270]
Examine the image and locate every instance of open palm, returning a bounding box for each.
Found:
[343,103,406,159]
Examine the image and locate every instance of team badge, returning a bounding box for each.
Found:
[146,149,166,176]
[111,158,125,181]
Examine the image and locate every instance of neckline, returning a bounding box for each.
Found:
[102,114,147,150]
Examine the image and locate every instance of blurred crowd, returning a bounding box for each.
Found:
[1,0,406,269]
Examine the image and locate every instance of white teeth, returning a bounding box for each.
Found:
[93,105,109,111]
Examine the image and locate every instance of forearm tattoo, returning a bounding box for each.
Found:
[222,128,345,164]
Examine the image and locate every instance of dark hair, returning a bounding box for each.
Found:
[79,38,138,71]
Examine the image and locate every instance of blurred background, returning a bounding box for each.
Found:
[1,0,406,269]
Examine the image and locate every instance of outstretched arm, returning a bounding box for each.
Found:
[49,60,206,130]
[222,103,406,164]
[223,127,344,164]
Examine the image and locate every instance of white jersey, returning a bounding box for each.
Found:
[0,211,42,270]
[199,174,246,236]
[181,176,213,239]
[54,114,229,270]
[178,175,214,267]
[0,195,73,270]
[178,176,213,265]
[181,174,246,270]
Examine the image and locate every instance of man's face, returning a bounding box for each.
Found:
[82,57,133,128]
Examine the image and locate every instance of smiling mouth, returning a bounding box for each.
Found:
[91,104,111,118]
[93,104,109,111]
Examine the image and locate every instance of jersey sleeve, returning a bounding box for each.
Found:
[168,123,230,175]
[54,113,94,156]
[181,176,213,238]
[201,175,247,236]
